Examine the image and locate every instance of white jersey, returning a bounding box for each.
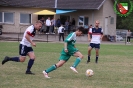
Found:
[58,26,65,33]
[89,27,103,44]
[20,25,36,47]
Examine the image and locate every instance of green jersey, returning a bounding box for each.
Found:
[65,32,76,48]
[61,32,78,56]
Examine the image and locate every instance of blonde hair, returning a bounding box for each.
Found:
[36,20,43,25]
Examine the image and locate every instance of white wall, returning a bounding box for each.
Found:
[102,0,116,36]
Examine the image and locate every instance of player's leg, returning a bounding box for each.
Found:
[129,36,130,43]
[2,44,26,65]
[95,44,100,63]
[26,47,35,75]
[43,54,70,78]
[70,51,83,73]
[127,37,129,43]
[59,33,61,41]
[62,33,64,41]
[87,43,93,63]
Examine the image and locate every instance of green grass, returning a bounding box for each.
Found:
[0,41,133,88]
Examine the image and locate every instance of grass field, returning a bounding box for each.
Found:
[0,41,133,88]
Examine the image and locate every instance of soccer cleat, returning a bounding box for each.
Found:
[42,71,50,78]
[2,56,10,65]
[95,60,98,63]
[25,71,35,75]
[70,66,78,73]
[86,60,90,64]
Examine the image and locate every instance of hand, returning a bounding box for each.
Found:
[88,39,91,42]
[64,49,68,53]
[100,37,102,41]
[31,42,36,47]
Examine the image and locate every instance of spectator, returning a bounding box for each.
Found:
[58,24,65,41]
[68,21,72,34]
[127,29,131,43]
[72,18,75,26]
[71,18,76,31]
[50,17,55,34]
[65,20,69,34]
[39,17,45,33]
[56,18,61,28]
[45,17,51,34]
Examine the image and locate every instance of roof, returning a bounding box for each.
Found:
[57,0,106,10]
[0,0,55,8]
[0,0,106,10]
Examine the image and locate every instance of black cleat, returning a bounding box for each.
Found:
[86,60,90,64]
[95,60,98,64]
[25,71,35,75]
[2,56,10,65]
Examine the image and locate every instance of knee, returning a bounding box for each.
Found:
[30,56,36,60]
[56,64,63,68]
[79,54,84,59]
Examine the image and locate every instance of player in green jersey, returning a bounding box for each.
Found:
[42,26,84,78]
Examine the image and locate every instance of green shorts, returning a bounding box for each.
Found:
[59,48,78,61]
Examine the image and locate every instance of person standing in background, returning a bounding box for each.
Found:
[127,29,131,43]
[45,17,51,34]
[65,20,69,34]
[50,17,55,34]
[58,24,65,41]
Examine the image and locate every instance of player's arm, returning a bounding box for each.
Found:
[100,29,104,41]
[25,31,36,47]
[64,42,68,52]
[64,33,74,52]
[88,28,92,42]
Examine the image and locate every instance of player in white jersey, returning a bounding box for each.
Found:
[2,20,42,74]
[87,20,103,64]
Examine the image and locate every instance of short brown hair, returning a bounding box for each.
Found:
[77,26,84,33]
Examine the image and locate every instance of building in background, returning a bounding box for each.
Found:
[0,0,116,37]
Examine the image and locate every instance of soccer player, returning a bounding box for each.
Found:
[2,20,42,75]
[42,27,84,78]
[87,20,103,64]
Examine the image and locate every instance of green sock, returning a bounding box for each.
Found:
[45,65,57,73]
[72,57,81,68]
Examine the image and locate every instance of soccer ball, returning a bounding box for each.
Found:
[85,69,94,77]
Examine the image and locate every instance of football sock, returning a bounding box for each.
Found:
[96,56,98,63]
[87,55,90,62]
[26,59,34,72]
[72,57,81,68]
[10,57,20,62]
[45,64,57,73]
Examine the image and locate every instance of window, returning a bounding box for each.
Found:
[110,17,114,24]
[0,12,2,22]
[20,13,31,24]
[78,16,89,26]
[84,17,89,25]
[78,16,84,26]
[0,12,14,23]
[4,12,14,23]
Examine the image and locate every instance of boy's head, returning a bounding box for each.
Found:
[76,26,84,36]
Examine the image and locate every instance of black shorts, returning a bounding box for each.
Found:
[19,44,33,56]
[89,43,100,49]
